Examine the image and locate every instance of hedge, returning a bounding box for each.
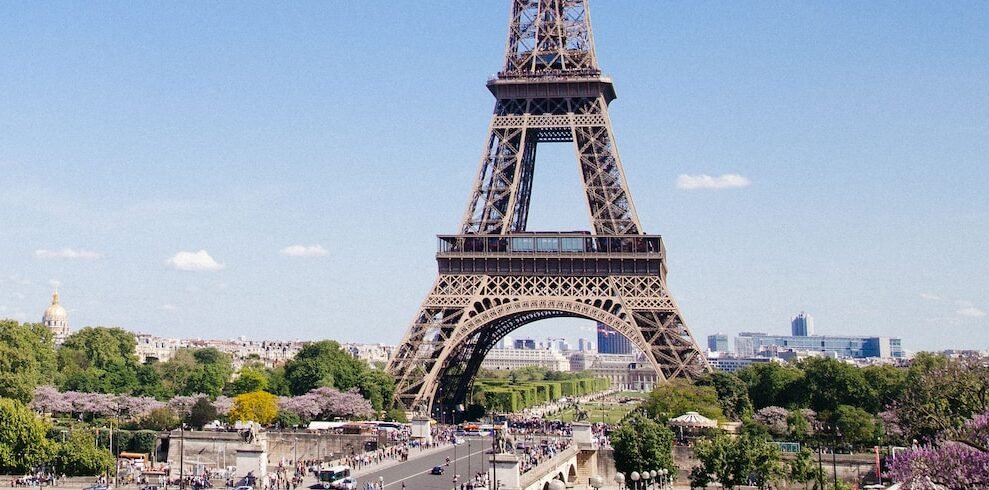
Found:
[472,375,610,413]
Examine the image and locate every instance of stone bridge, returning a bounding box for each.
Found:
[496,424,610,490]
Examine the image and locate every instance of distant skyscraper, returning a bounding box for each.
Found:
[707,334,729,352]
[596,322,633,355]
[513,338,537,350]
[578,338,593,352]
[792,312,815,336]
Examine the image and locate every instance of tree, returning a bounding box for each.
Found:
[229,367,269,396]
[278,387,376,421]
[265,366,292,396]
[154,349,198,396]
[788,447,821,490]
[610,412,675,478]
[737,362,804,409]
[795,357,874,413]
[753,406,790,438]
[861,364,906,413]
[0,320,58,402]
[642,379,724,423]
[153,348,233,398]
[886,353,989,443]
[230,391,279,425]
[356,368,395,413]
[137,407,180,431]
[58,327,142,394]
[133,364,168,400]
[787,408,817,442]
[54,430,114,476]
[0,398,54,473]
[182,349,233,397]
[696,371,753,421]
[889,410,989,489]
[833,405,875,447]
[283,341,365,395]
[188,397,218,429]
[691,433,785,490]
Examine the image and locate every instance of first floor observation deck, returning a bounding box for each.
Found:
[436,232,666,277]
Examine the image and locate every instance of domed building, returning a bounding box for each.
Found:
[42,290,70,345]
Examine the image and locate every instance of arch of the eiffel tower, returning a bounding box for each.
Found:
[386,0,710,418]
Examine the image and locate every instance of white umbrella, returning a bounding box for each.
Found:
[668,411,718,428]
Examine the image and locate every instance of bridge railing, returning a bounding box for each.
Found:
[518,443,581,488]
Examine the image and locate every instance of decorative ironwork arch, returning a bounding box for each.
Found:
[424,297,655,415]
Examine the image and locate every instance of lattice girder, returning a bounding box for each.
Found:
[386,272,710,413]
[387,0,709,416]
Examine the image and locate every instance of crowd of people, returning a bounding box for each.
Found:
[517,438,573,475]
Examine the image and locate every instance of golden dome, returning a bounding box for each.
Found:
[43,290,67,323]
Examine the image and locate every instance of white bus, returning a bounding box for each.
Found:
[316,466,351,489]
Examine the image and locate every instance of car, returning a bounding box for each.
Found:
[235,486,253,490]
[431,466,445,475]
[333,478,357,490]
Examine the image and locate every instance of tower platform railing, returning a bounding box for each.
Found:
[436,233,664,258]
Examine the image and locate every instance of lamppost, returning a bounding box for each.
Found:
[641,470,651,489]
[614,472,625,490]
[630,471,640,489]
[589,475,604,489]
[649,470,657,489]
[831,426,842,489]
[813,422,825,490]
[179,423,186,490]
[547,479,566,490]
[378,476,384,489]
[658,469,668,489]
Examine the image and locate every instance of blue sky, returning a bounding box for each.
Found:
[1,1,986,352]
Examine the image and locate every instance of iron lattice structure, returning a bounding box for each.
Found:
[387,0,709,416]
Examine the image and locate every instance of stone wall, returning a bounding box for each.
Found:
[161,430,391,471]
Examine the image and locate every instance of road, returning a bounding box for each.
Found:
[355,438,493,490]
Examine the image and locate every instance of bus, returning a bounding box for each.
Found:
[316,466,351,489]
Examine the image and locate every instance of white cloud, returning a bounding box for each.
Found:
[919,293,941,301]
[34,248,102,260]
[957,307,986,318]
[166,250,224,272]
[160,304,177,311]
[279,245,329,257]
[676,173,752,190]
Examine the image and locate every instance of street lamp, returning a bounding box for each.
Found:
[630,471,640,490]
[642,470,651,489]
[179,423,186,490]
[658,469,668,489]
[831,427,842,489]
[589,475,605,489]
[614,472,626,490]
[378,476,384,488]
[547,479,566,490]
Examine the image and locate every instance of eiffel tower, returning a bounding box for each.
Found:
[386,0,709,416]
